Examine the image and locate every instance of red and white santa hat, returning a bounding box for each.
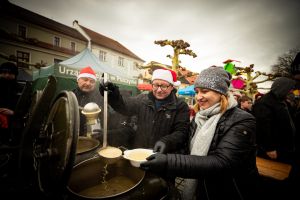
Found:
[152,68,181,87]
[77,66,97,81]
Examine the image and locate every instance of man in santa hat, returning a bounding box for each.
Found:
[73,66,134,146]
[73,66,103,136]
[99,68,190,153]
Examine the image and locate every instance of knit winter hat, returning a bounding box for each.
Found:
[77,66,96,80]
[194,66,231,95]
[152,69,181,86]
[0,62,18,76]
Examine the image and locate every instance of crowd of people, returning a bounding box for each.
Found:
[0,51,300,199]
[140,67,258,200]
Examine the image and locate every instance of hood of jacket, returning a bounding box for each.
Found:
[271,77,295,100]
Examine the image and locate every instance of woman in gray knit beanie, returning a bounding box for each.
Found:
[193,66,231,112]
[140,66,258,200]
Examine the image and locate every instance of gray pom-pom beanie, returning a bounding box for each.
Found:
[194,66,231,95]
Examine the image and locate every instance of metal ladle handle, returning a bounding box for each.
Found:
[102,73,108,148]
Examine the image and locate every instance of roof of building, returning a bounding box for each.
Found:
[1,1,86,41]
[80,25,144,62]
[1,1,144,62]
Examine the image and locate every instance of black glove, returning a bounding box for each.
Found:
[153,140,167,153]
[99,81,120,99]
[139,153,167,174]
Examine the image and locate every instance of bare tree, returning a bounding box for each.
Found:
[154,39,197,74]
[234,64,279,98]
[271,47,300,77]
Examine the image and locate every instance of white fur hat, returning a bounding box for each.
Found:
[152,69,181,87]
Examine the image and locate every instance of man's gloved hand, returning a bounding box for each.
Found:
[153,140,167,153]
[99,81,120,98]
[139,153,167,174]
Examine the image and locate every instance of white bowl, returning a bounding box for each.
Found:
[123,148,154,167]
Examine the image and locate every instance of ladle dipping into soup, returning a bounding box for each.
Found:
[98,146,122,159]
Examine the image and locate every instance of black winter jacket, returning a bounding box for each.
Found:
[73,87,103,136]
[252,77,296,162]
[0,78,23,144]
[108,90,190,149]
[165,107,258,200]
[252,93,296,161]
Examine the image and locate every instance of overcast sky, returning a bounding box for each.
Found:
[10,0,300,73]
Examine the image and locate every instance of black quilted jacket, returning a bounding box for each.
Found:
[165,107,259,200]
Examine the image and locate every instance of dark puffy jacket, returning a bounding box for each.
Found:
[108,90,190,150]
[252,77,296,162]
[0,78,23,144]
[165,107,258,200]
[73,87,104,136]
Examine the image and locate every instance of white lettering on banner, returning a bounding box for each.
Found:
[58,65,79,77]
[108,75,137,85]
[67,68,79,76]
[57,65,137,85]
[58,65,101,79]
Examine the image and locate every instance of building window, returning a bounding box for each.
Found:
[16,51,30,68]
[133,62,139,71]
[99,50,107,62]
[71,42,76,52]
[54,58,63,64]
[18,25,27,38]
[118,57,124,67]
[53,36,60,47]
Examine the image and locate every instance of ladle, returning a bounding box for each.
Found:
[81,103,101,138]
[97,73,122,163]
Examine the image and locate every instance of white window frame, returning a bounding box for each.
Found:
[53,36,61,47]
[17,24,27,38]
[16,50,30,68]
[70,41,76,52]
[133,62,139,71]
[118,56,125,67]
[99,50,107,62]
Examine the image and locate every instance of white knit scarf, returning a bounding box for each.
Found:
[182,93,237,200]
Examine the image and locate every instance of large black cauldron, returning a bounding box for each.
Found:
[68,157,168,200]
[20,87,169,200]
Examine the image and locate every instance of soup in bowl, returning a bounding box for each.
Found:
[123,149,155,167]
